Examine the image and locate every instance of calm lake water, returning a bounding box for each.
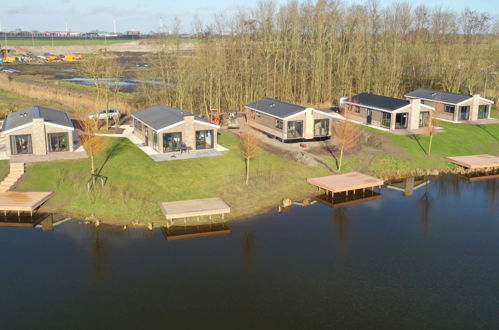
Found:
[1,175,498,330]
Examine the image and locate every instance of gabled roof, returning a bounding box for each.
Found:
[2,106,74,133]
[245,98,307,119]
[404,89,472,105]
[345,93,410,112]
[132,105,216,131]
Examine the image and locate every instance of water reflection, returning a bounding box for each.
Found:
[386,176,429,196]
[0,212,68,231]
[418,180,432,235]
[161,223,231,241]
[331,208,351,252]
[314,189,383,208]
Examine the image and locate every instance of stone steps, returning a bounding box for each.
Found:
[0,162,26,192]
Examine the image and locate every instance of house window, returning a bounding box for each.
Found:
[10,134,33,155]
[444,105,455,113]
[48,132,69,152]
[419,112,429,128]
[287,121,303,139]
[275,119,283,130]
[395,113,408,129]
[196,130,214,149]
[478,105,489,119]
[459,106,470,120]
[421,100,425,104]
[314,119,329,137]
[163,132,182,152]
[134,118,143,132]
[152,132,159,151]
[355,106,360,113]
[381,112,391,128]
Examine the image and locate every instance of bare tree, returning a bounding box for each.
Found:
[79,111,108,190]
[240,112,261,185]
[333,117,361,172]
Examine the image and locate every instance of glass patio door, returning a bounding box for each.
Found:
[163,132,182,152]
[287,121,303,139]
[195,130,214,149]
[459,106,470,120]
[48,132,69,152]
[314,119,329,137]
[478,105,488,119]
[10,134,33,155]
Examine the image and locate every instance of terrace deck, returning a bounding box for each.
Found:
[0,192,54,216]
[160,197,231,222]
[307,172,384,194]
[446,154,499,169]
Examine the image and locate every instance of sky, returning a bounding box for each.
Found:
[0,0,496,33]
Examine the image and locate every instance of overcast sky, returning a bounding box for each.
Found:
[0,0,496,33]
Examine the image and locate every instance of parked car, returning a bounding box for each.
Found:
[88,109,121,121]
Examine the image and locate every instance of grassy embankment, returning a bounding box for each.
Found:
[334,120,499,178]
[14,133,328,225]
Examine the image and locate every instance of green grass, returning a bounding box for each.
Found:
[14,133,328,225]
[359,121,499,174]
[1,38,135,47]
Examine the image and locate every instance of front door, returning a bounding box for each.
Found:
[366,110,372,124]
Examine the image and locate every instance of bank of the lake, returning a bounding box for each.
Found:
[5,120,499,225]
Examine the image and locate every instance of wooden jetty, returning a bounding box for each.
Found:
[160,197,231,227]
[0,192,54,217]
[446,154,499,169]
[307,172,384,197]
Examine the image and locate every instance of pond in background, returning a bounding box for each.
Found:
[0,175,498,329]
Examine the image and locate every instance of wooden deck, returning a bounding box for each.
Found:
[446,154,499,169]
[0,192,54,216]
[307,172,384,194]
[160,197,231,222]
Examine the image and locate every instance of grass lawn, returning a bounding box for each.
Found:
[1,38,135,47]
[14,133,328,225]
[354,121,499,176]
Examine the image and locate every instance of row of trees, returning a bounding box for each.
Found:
[137,0,497,117]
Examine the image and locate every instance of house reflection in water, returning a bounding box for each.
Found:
[161,222,231,241]
[314,189,383,208]
[386,176,429,196]
[0,212,68,231]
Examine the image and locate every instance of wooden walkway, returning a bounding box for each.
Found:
[0,192,54,216]
[446,154,499,169]
[307,172,384,194]
[160,197,230,227]
[0,163,25,192]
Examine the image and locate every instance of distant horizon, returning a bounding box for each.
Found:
[0,0,497,33]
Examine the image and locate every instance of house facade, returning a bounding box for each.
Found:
[131,105,220,153]
[341,93,434,132]
[2,106,75,156]
[245,98,342,142]
[405,89,494,122]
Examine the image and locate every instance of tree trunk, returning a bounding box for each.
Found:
[338,145,344,172]
[245,157,250,185]
[428,134,433,156]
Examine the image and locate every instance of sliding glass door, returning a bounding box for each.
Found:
[478,105,488,119]
[395,113,408,129]
[196,130,214,149]
[10,134,33,155]
[163,132,182,152]
[287,121,303,139]
[48,132,69,152]
[314,119,329,137]
[459,106,470,120]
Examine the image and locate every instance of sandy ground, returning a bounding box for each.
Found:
[9,40,197,55]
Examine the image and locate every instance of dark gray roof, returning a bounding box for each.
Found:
[246,98,306,119]
[2,106,74,132]
[132,105,210,131]
[346,93,409,112]
[405,89,471,104]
